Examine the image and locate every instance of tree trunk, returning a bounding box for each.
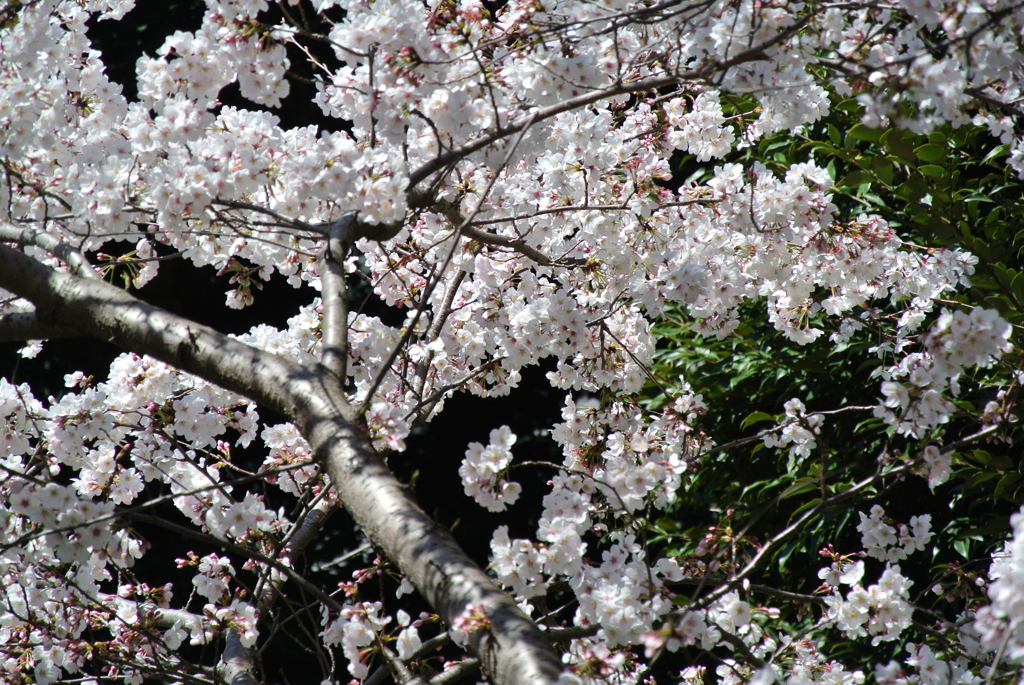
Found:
[0,244,564,685]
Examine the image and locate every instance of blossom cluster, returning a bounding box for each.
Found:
[2,0,1024,682]
[665,91,737,163]
[823,565,915,645]
[322,600,391,680]
[0,357,286,683]
[485,396,704,655]
[191,553,235,603]
[459,425,522,512]
[813,507,931,650]
[857,505,934,563]
[874,308,1013,438]
[762,399,824,460]
[970,506,1024,668]
[875,642,981,685]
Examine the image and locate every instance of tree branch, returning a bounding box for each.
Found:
[0,244,564,685]
[218,500,338,685]
[405,17,811,192]
[211,198,330,237]
[406,74,682,191]
[97,593,213,632]
[219,497,337,683]
[0,221,99,280]
[671,577,827,605]
[0,310,78,342]
[319,212,357,380]
[130,513,343,612]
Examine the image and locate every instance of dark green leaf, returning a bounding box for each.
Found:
[838,170,870,187]
[915,144,947,163]
[827,124,841,146]
[779,477,818,500]
[741,411,776,429]
[848,123,883,142]
[882,129,918,162]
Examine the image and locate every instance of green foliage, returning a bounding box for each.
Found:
[799,106,1024,330]
[642,92,1024,673]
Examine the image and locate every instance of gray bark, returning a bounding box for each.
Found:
[0,311,77,342]
[319,212,357,380]
[0,243,563,685]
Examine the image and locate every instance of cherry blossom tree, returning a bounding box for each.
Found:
[1,0,1023,684]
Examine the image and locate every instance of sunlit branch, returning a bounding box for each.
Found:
[0,311,78,342]
[320,212,358,380]
[0,222,99,280]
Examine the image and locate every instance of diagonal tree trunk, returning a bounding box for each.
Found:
[0,243,563,685]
